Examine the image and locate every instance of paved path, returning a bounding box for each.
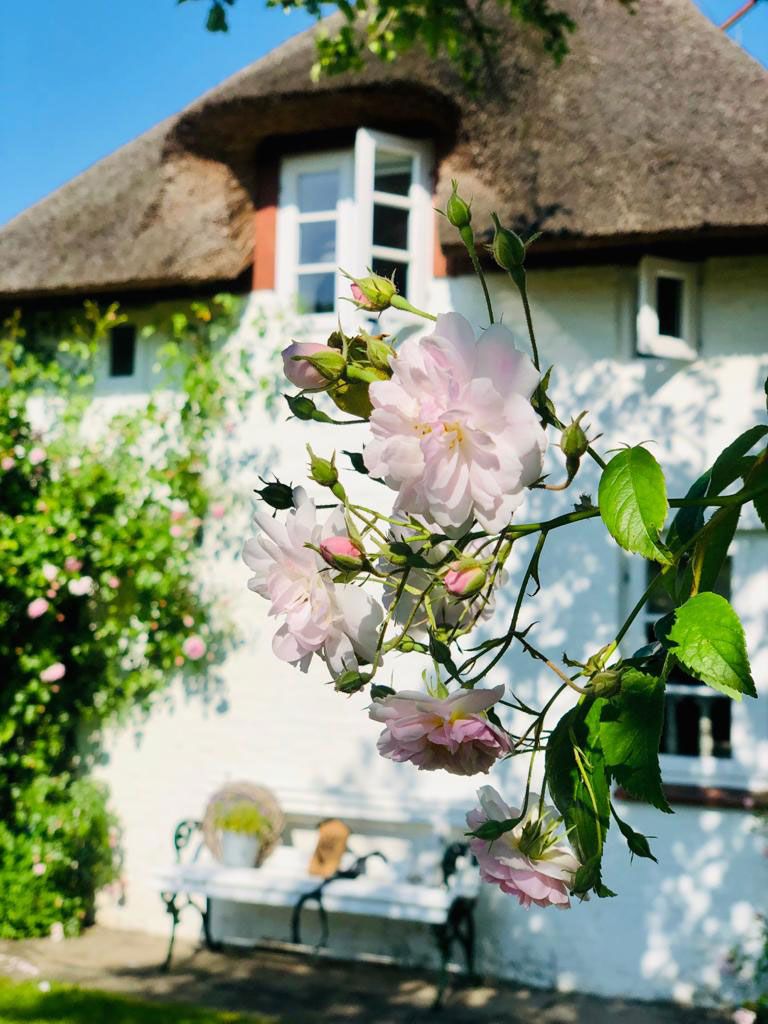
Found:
[0,927,736,1024]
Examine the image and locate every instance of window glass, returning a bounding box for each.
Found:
[374,151,412,196]
[656,275,684,338]
[297,170,339,214]
[298,272,336,314]
[299,221,336,264]
[109,324,136,378]
[644,559,733,759]
[373,204,409,251]
[371,256,408,299]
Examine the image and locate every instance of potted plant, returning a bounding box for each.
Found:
[213,802,269,868]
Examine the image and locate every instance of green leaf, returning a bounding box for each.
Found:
[668,593,757,700]
[708,425,768,495]
[206,1,228,31]
[598,447,671,564]
[666,470,711,551]
[690,505,739,596]
[611,808,657,862]
[546,699,611,894]
[599,669,671,812]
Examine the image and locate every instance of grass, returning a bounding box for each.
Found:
[0,978,278,1024]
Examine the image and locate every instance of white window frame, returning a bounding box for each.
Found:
[636,256,699,361]
[621,540,767,791]
[276,129,433,336]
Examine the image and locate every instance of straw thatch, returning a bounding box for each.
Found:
[1,0,766,299]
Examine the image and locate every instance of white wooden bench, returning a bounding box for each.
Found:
[152,793,479,999]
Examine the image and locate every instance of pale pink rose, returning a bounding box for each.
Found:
[28,446,47,466]
[320,536,366,571]
[444,561,486,598]
[468,786,579,909]
[174,655,185,667]
[210,503,226,519]
[42,563,58,582]
[369,685,509,775]
[40,662,66,683]
[170,500,187,522]
[182,614,195,628]
[1,455,14,471]
[107,576,120,589]
[46,589,57,599]
[732,1011,757,1024]
[67,576,93,597]
[364,313,547,532]
[170,524,184,538]
[243,487,383,674]
[64,557,82,573]
[27,598,50,619]
[281,342,335,391]
[32,862,46,877]
[182,635,207,660]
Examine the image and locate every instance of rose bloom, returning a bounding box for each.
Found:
[107,576,120,589]
[40,662,66,683]
[64,556,82,573]
[243,487,383,673]
[28,446,47,466]
[468,786,579,909]
[364,313,547,532]
[170,524,184,538]
[27,598,50,619]
[182,635,207,661]
[67,576,94,597]
[281,342,334,391]
[32,862,46,877]
[369,685,509,776]
[42,563,58,582]
[1,455,14,471]
[210,502,226,519]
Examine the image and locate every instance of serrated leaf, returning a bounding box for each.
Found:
[612,810,657,862]
[668,593,756,700]
[708,425,768,495]
[546,700,611,881]
[599,669,671,813]
[598,447,671,564]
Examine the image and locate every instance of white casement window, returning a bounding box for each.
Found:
[276,129,433,332]
[622,541,768,790]
[636,256,699,360]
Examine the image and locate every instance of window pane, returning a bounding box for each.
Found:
[373,204,409,251]
[371,257,408,299]
[711,698,732,758]
[109,324,136,377]
[297,170,339,213]
[298,272,335,314]
[374,150,412,196]
[657,276,684,338]
[299,220,336,264]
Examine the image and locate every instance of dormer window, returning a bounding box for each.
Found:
[636,256,699,360]
[276,129,433,328]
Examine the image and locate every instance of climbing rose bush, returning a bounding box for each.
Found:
[244,184,766,904]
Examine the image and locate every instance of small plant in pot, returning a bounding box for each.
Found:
[213,802,269,868]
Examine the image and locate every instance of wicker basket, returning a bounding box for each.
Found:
[202,781,285,867]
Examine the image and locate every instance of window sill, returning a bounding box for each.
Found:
[614,784,768,810]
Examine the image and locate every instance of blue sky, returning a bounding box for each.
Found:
[1,0,766,227]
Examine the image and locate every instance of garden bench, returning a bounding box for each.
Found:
[152,792,479,1001]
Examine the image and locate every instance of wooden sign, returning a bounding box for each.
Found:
[308,818,350,878]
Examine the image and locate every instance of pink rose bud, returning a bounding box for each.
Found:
[182,635,207,661]
[281,342,340,391]
[174,655,185,667]
[210,503,226,519]
[444,560,487,599]
[64,557,83,573]
[170,524,183,538]
[28,446,47,466]
[27,598,50,619]
[1,456,14,471]
[350,283,364,303]
[320,536,367,572]
[345,271,397,312]
[32,862,47,877]
[40,662,66,683]
[182,614,195,628]
[107,576,120,589]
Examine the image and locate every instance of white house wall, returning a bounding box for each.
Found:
[95,255,768,1004]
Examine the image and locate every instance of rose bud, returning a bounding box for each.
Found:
[334,670,371,695]
[281,342,343,391]
[444,559,487,599]
[560,412,590,461]
[490,213,526,272]
[446,179,472,231]
[343,270,397,312]
[320,536,367,573]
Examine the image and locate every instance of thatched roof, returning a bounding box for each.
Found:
[1,0,766,299]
